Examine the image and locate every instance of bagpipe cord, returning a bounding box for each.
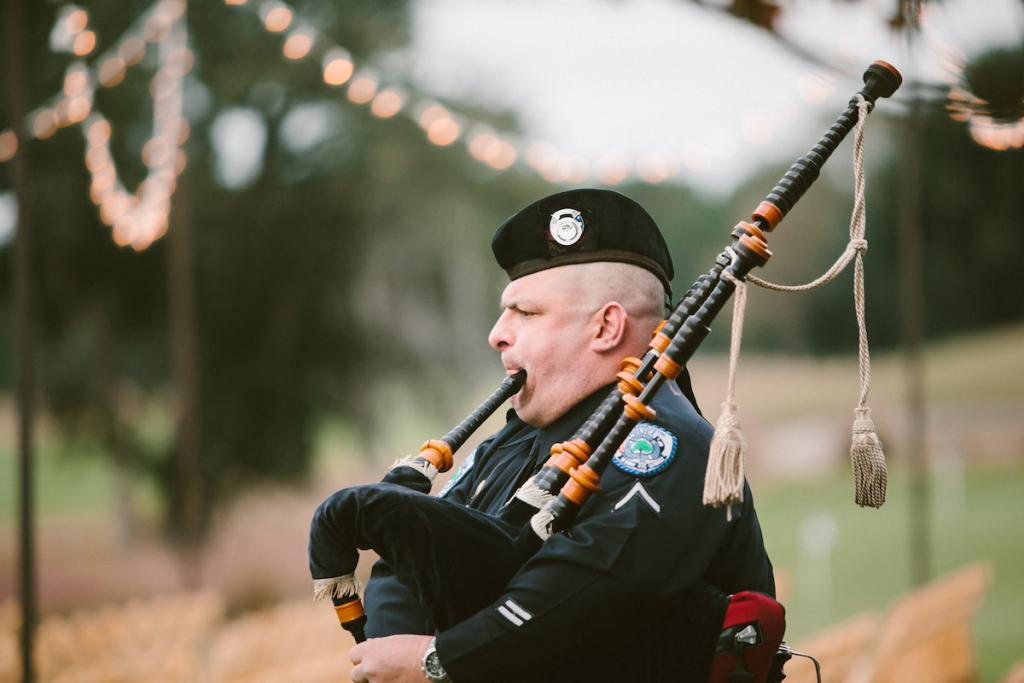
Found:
[703,94,888,512]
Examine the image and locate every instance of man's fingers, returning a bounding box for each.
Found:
[347,634,427,682]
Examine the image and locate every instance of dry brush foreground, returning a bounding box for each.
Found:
[0,563,999,683]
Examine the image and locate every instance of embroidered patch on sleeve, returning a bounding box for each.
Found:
[611,423,678,477]
[437,447,476,498]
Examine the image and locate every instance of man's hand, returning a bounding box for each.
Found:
[349,634,433,683]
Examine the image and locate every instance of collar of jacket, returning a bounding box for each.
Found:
[530,383,617,467]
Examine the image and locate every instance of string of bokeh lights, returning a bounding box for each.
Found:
[85,9,188,252]
[222,0,1024,172]
[0,0,1020,252]
[224,0,802,186]
[0,0,190,251]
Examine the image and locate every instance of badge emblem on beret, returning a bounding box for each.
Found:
[549,208,585,246]
[612,423,677,477]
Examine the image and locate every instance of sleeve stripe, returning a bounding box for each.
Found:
[504,599,533,621]
[497,605,524,626]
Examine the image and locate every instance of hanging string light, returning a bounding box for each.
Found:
[220,0,639,185]
[346,72,379,105]
[282,28,314,60]
[261,2,293,33]
[8,0,178,148]
[80,0,189,251]
[322,48,354,86]
[7,0,833,200]
[0,131,17,163]
[370,88,405,119]
[8,0,1015,249]
[66,7,89,35]
[73,29,98,57]
[220,0,874,185]
[940,41,1024,151]
[945,81,1024,151]
[49,5,92,55]
[0,0,191,250]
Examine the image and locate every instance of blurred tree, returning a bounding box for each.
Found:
[960,45,1024,125]
[672,0,1024,352]
[711,98,1023,355]
[684,0,942,71]
[0,0,545,552]
[1,0,1020,560]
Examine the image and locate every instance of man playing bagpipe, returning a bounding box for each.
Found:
[310,189,778,682]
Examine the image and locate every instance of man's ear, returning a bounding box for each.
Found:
[590,302,628,353]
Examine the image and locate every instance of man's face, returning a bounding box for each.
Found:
[488,267,599,427]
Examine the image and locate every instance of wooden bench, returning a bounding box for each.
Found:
[1001,660,1024,683]
[849,562,992,683]
[783,612,880,683]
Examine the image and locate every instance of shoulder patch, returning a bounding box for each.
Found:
[611,423,678,477]
[438,447,476,498]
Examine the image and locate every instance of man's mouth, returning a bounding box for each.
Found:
[503,361,523,377]
[503,365,526,396]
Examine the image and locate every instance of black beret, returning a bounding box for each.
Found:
[491,189,674,296]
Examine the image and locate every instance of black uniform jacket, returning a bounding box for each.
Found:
[363,382,775,682]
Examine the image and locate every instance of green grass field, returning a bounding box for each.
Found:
[754,463,1024,682]
[0,438,115,521]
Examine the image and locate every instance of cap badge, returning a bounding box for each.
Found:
[549,208,585,246]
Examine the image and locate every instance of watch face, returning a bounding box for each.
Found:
[424,650,446,679]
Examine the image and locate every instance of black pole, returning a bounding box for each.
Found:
[4,0,37,679]
[898,6,931,587]
[168,171,204,585]
[900,86,931,586]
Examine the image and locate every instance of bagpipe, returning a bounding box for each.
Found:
[309,60,901,682]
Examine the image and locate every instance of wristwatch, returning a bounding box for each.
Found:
[421,637,453,682]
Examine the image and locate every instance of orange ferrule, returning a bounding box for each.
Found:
[622,393,656,422]
[620,356,642,374]
[735,220,767,242]
[419,439,454,472]
[570,465,601,492]
[335,599,365,624]
[563,465,601,505]
[561,439,591,466]
[752,201,783,232]
[569,438,592,454]
[553,451,577,474]
[617,371,644,397]
[649,332,672,354]
[542,443,563,468]
[653,354,682,380]
[561,478,590,506]
[739,234,772,260]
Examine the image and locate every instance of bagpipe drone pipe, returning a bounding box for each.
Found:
[309,60,902,681]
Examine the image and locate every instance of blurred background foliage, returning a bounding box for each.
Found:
[1,0,1021,546]
[2,0,1023,679]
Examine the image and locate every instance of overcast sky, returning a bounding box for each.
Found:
[406,0,1024,193]
[1,0,1020,242]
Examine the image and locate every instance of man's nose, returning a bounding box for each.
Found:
[488,310,512,351]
